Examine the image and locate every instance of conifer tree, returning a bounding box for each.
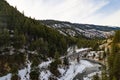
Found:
[107,30,120,80]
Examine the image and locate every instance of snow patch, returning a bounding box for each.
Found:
[39,60,52,68]
[39,70,51,80]
[58,60,94,80]
[18,61,31,80]
[75,48,90,53]
[0,74,12,80]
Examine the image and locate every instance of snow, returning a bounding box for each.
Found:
[39,60,52,80]
[0,60,31,80]
[58,60,94,80]
[0,58,101,80]
[0,47,102,80]
[67,46,74,55]
[80,60,93,67]
[18,69,27,80]
[58,68,65,75]
[39,70,51,80]
[0,73,12,80]
[0,61,31,80]
[18,61,31,80]
[75,48,90,53]
[58,30,67,36]
[84,71,101,80]
[39,60,52,68]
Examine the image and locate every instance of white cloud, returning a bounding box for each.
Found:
[6,0,120,27]
[6,0,108,19]
[99,10,120,26]
[82,10,120,27]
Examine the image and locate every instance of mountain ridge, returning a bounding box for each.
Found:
[41,19,119,28]
[40,20,120,38]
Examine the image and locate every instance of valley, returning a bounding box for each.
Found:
[0,0,120,80]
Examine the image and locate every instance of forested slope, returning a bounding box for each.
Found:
[0,0,75,77]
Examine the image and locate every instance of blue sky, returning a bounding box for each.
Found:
[97,0,120,15]
[6,0,120,26]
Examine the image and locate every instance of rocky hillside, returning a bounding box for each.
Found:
[40,20,120,38]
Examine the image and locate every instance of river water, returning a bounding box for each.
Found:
[73,59,102,80]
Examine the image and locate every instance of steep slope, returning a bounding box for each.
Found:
[0,0,75,78]
[40,20,120,38]
[0,0,75,56]
[1,0,120,80]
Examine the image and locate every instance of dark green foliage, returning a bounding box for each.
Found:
[49,60,61,77]
[101,70,108,80]
[77,38,101,50]
[13,30,26,49]
[31,55,41,68]
[63,57,69,66]
[0,1,75,76]
[92,73,100,80]
[0,53,26,76]
[0,0,74,58]
[11,74,20,80]
[30,70,39,80]
[0,29,10,48]
[113,30,120,43]
[95,33,120,80]
[49,52,61,77]
[112,77,117,80]
[113,54,120,80]
[77,56,80,63]
[107,30,120,80]
[54,51,62,64]
[103,51,106,59]
[11,65,18,75]
[29,39,49,55]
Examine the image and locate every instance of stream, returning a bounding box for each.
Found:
[73,59,103,80]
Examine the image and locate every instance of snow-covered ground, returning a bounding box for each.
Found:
[0,59,101,80]
[38,58,101,80]
[39,59,52,80]
[39,70,51,80]
[58,60,100,80]
[0,61,31,80]
[75,48,90,53]
[0,74,12,80]
[18,61,31,80]
[0,48,102,80]
[39,60,52,68]
[84,71,101,80]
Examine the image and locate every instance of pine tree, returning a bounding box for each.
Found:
[113,54,120,80]
[63,57,69,66]
[49,51,61,77]
[101,70,108,80]
[113,30,120,43]
[92,73,100,80]
[0,29,10,47]
[30,69,39,80]
[11,74,20,80]
[107,30,120,80]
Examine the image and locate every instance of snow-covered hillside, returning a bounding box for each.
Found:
[40,20,119,38]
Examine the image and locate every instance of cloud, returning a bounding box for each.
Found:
[6,0,108,18]
[99,10,120,26]
[6,0,120,26]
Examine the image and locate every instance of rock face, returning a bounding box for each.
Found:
[40,20,120,38]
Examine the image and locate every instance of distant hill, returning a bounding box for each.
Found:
[40,20,120,38]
